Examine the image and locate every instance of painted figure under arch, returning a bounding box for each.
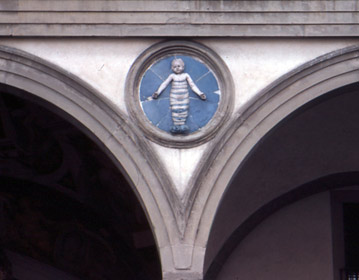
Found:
[152,58,206,134]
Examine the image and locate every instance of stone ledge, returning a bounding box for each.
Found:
[1,23,359,37]
[0,0,358,37]
[0,0,358,12]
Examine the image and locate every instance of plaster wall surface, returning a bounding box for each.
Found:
[2,38,358,113]
[0,38,160,113]
[216,192,334,280]
[1,38,358,195]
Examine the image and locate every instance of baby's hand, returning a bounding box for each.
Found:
[200,93,206,100]
[152,92,159,99]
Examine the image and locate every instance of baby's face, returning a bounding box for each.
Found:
[172,61,184,74]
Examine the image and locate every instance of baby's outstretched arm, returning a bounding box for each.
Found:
[153,74,174,99]
[186,74,206,100]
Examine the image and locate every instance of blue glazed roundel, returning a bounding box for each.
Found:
[139,55,220,135]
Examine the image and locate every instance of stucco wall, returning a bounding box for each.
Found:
[1,38,358,196]
[216,192,333,280]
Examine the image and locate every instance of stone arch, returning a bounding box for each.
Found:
[189,45,359,276]
[0,45,178,275]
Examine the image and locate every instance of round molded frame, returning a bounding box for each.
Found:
[125,40,234,147]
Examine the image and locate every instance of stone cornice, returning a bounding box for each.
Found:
[0,0,359,37]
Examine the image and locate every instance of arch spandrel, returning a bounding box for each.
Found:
[5,42,359,279]
[0,45,185,276]
[187,45,359,275]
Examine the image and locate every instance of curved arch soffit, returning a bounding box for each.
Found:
[0,45,177,258]
[204,171,359,279]
[192,44,359,252]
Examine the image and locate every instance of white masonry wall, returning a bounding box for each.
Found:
[1,38,358,196]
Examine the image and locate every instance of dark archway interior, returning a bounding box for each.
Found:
[0,87,161,280]
[205,82,359,279]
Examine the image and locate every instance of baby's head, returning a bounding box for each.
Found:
[171,58,185,74]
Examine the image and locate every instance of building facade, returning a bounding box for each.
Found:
[0,1,359,279]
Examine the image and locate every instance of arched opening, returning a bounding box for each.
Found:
[205,82,359,279]
[0,86,161,279]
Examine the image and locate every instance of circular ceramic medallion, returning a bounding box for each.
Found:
[139,55,220,134]
[125,41,233,148]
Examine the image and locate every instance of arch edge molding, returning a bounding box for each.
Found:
[193,44,359,277]
[0,44,181,277]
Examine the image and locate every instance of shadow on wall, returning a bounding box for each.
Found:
[205,82,359,280]
[0,89,161,280]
